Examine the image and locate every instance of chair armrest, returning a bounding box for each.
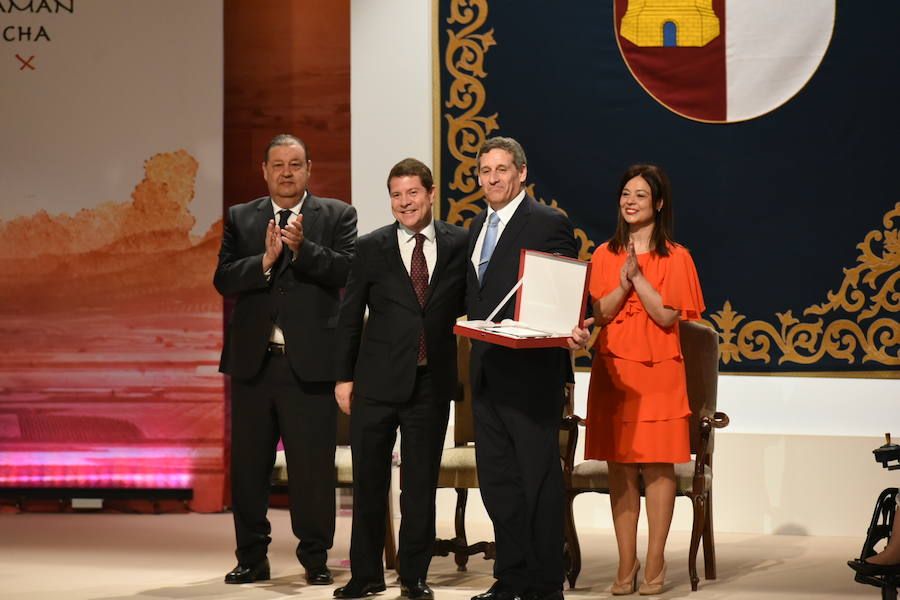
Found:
[563,382,576,416]
[691,411,729,495]
[711,411,730,429]
[690,411,730,494]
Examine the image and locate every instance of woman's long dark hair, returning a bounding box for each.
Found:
[607,164,674,256]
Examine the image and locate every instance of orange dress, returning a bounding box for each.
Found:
[584,242,705,463]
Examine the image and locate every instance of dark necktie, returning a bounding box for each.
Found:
[277,209,292,264]
[410,233,429,363]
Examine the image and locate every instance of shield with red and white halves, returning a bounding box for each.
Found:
[614,0,835,123]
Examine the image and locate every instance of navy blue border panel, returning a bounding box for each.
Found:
[439,1,898,374]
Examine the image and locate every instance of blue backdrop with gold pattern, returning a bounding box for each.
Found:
[436,0,898,375]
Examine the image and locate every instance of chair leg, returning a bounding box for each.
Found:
[687,493,707,592]
[384,487,397,570]
[565,490,582,589]
[454,488,470,571]
[703,488,716,580]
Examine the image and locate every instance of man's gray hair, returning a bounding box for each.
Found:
[476,136,527,169]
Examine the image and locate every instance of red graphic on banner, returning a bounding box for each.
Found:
[0,151,226,511]
[16,54,35,70]
[615,0,727,122]
[614,0,834,123]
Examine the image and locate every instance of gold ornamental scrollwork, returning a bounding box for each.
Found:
[704,202,899,367]
[444,0,497,228]
[441,4,598,256]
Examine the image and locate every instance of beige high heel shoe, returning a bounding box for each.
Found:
[610,559,640,595]
[638,561,666,595]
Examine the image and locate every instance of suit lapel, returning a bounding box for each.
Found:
[275,192,318,277]
[383,223,422,310]
[299,192,320,236]
[426,221,452,306]
[492,196,532,260]
[479,196,532,288]
[253,197,274,254]
[468,210,485,258]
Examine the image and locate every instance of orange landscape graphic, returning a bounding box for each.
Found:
[0,150,226,512]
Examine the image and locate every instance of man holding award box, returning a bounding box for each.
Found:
[465,137,592,600]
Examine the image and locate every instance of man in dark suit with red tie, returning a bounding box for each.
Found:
[466,137,591,600]
[333,158,468,600]
[214,134,357,585]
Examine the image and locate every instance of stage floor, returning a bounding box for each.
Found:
[0,509,876,599]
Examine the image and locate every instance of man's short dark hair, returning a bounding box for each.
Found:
[265,134,309,163]
[387,158,434,191]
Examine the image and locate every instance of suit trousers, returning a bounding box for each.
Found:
[349,367,450,584]
[230,351,337,568]
[473,379,565,594]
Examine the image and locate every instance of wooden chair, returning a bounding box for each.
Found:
[432,335,496,570]
[561,320,729,591]
[273,409,397,569]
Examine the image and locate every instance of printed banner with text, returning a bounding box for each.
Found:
[0,0,225,509]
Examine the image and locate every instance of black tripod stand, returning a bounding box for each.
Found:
[849,435,900,600]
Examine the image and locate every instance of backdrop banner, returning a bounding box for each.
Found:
[0,0,225,510]
[437,0,898,375]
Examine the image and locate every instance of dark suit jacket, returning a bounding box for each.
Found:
[214,193,357,382]
[466,196,577,402]
[335,220,468,404]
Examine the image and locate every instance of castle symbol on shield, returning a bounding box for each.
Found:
[620,0,720,47]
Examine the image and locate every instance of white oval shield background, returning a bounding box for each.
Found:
[616,0,836,123]
[725,0,835,122]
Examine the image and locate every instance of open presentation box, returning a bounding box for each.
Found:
[454,249,591,349]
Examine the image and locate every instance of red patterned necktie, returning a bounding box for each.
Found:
[411,233,429,363]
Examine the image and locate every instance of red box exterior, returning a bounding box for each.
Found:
[453,323,573,349]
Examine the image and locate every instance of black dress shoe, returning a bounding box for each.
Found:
[307,564,334,585]
[224,558,270,584]
[472,581,522,600]
[401,578,434,600]
[333,580,387,598]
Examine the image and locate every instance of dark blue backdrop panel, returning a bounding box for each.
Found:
[437,0,898,374]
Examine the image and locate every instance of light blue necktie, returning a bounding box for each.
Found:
[478,211,499,282]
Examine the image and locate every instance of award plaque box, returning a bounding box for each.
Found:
[454,249,591,349]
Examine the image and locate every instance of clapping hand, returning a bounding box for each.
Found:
[262,219,284,271]
[281,214,304,255]
[619,239,640,290]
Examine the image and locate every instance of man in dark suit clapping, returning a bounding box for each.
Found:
[333,158,468,600]
[214,134,357,586]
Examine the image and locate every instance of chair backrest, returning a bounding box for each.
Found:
[454,335,476,445]
[679,320,719,456]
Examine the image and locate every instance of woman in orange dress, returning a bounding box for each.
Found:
[585,164,704,595]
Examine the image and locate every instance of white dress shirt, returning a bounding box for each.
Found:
[270,193,305,229]
[397,219,437,284]
[470,189,526,274]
